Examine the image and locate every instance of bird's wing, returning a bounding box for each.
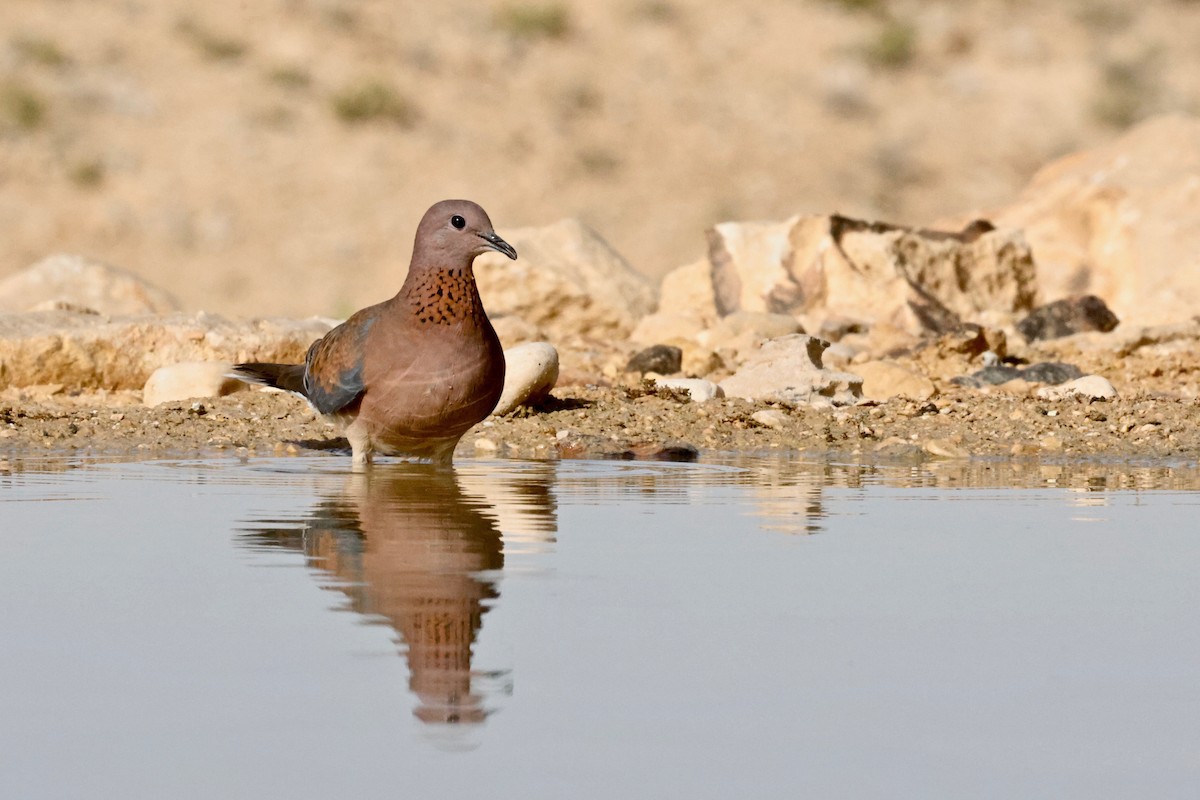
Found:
[302,304,385,415]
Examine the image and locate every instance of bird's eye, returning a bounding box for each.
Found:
[451,215,466,230]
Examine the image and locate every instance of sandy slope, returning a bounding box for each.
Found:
[2,0,1199,318]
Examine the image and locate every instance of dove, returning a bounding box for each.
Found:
[234,199,515,467]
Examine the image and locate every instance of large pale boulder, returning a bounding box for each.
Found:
[994,114,1200,326]
[705,214,1037,335]
[474,218,657,340]
[0,311,331,390]
[709,218,799,316]
[0,254,181,315]
[720,334,862,407]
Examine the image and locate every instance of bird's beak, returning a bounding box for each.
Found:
[478,231,517,260]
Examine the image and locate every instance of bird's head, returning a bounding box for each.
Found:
[413,199,518,268]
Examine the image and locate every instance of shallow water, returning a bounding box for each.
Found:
[1,454,1198,799]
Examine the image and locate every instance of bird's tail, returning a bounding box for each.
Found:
[231,362,307,396]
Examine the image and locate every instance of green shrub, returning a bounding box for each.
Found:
[177,18,248,61]
[331,80,419,126]
[266,65,312,90]
[68,158,105,189]
[865,19,917,69]
[1091,55,1161,129]
[496,4,570,40]
[0,82,47,131]
[12,36,70,68]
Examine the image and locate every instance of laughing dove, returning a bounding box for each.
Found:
[233,199,516,466]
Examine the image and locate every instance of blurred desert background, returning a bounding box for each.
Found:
[3,0,1200,318]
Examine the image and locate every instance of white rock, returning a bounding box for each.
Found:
[654,377,725,402]
[143,361,246,406]
[1035,375,1118,401]
[493,342,560,416]
[720,334,862,406]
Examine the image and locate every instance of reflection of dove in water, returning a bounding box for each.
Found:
[234,200,516,467]
[243,465,541,725]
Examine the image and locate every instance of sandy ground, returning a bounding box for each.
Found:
[3,380,1198,469]
[4,314,1200,467]
[4,1,1200,317]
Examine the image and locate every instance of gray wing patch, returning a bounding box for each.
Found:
[302,311,379,415]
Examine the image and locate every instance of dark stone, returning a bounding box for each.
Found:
[1016,295,1120,341]
[625,344,683,375]
[951,365,1023,388]
[952,361,1083,389]
[1020,361,1084,385]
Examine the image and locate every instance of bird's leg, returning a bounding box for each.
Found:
[346,422,374,471]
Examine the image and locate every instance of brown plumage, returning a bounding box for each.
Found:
[234,199,516,466]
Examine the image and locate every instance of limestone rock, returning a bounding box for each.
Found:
[630,312,707,346]
[0,312,331,390]
[625,344,682,375]
[750,409,789,430]
[474,218,657,339]
[854,360,936,401]
[1109,319,1200,357]
[653,377,724,402]
[0,254,181,315]
[143,361,246,406]
[705,213,1037,335]
[1036,375,1118,401]
[709,217,799,316]
[994,115,1200,326]
[720,334,862,406]
[820,341,860,369]
[696,311,804,350]
[1017,295,1120,341]
[657,257,719,323]
[493,342,559,416]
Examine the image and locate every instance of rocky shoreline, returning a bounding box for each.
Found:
[3,375,1198,466]
[2,119,1199,468]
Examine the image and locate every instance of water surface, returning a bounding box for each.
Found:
[1,454,1198,798]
